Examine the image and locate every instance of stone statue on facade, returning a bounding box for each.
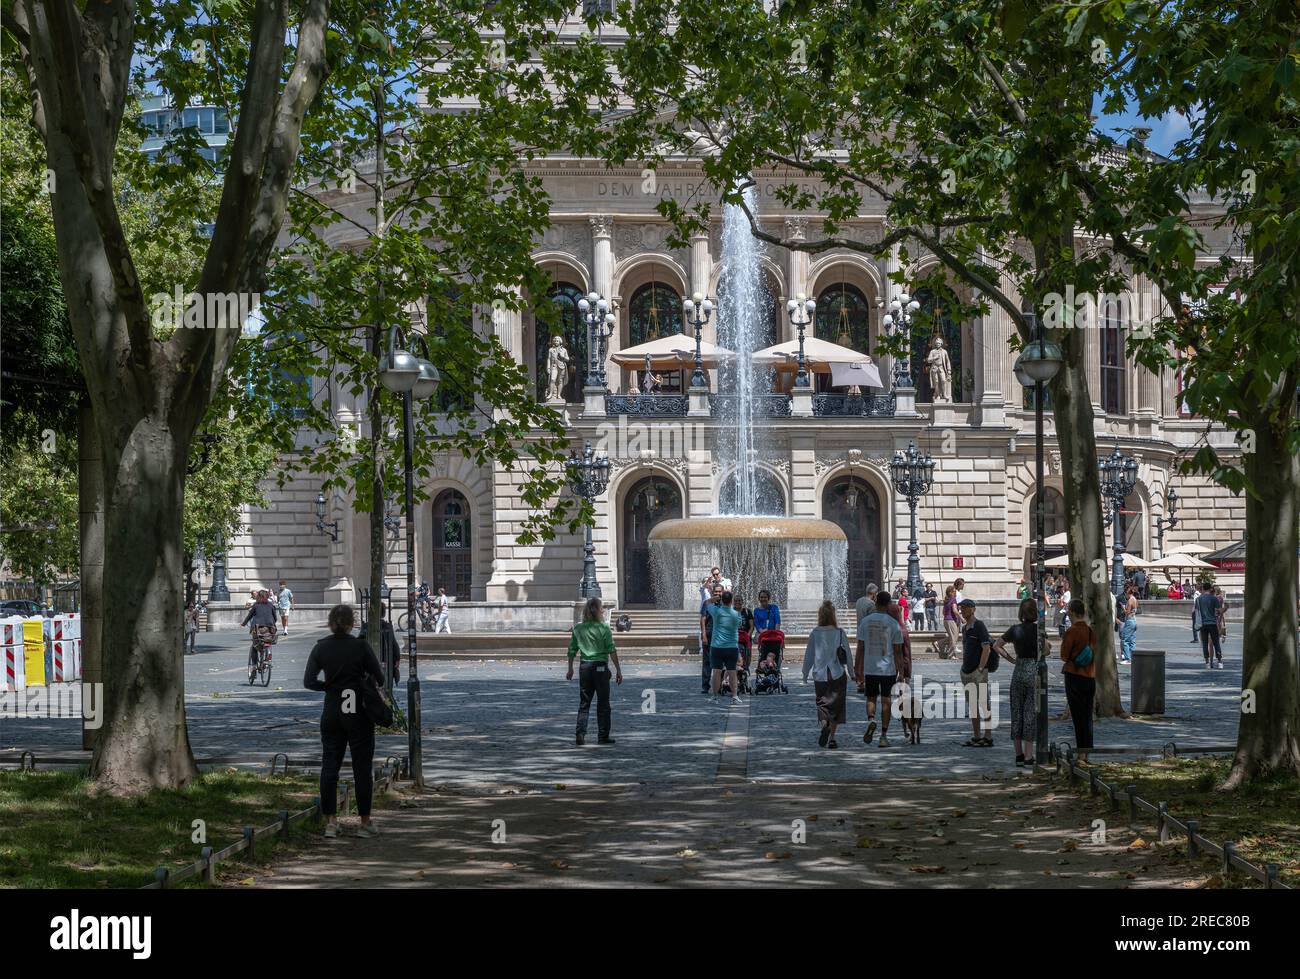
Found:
[926,336,953,403]
[545,335,570,403]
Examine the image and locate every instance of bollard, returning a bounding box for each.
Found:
[201,846,214,885]
[1266,863,1279,889]
[1186,820,1199,858]
[154,866,169,889]
[1089,770,1099,797]
[1157,803,1169,843]
[1222,841,1236,876]
[1126,785,1138,823]
[1108,783,1119,811]
[1066,750,1077,783]
[243,825,256,860]
[279,809,290,841]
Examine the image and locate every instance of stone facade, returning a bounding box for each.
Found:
[212,114,1247,610]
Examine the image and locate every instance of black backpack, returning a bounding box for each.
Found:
[982,621,999,672]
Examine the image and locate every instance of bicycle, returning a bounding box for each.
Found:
[397,598,436,634]
[247,626,275,686]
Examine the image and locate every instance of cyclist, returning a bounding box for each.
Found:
[241,589,278,668]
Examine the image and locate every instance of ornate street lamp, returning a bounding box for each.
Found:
[683,292,714,390]
[568,440,612,599]
[888,440,935,600]
[785,293,816,388]
[379,325,440,788]
[314,491,341,542]
[578,292,616,391]
[1155,485,1179,557]
[1099,445,1140,601]
[1013,311,1064,767]
[208,530,231,602]
[882,291,921,390]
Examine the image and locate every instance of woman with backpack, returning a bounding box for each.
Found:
[1059,598,1097,766]
[304,604,386,839]
[800,600,853,749]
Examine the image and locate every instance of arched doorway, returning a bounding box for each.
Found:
[431,489,472,601]
[622,476,683,606]
[823,475,883,602]
[1026,487,1067,576]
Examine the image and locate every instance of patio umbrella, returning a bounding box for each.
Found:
[1044,553,1072,567]
[1146,553,1217,573]
[1165,542,1212,555]
[610,332,734,370]
[1044,531,1070,547]
[753,336,880,379]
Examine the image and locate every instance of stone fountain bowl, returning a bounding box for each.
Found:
[648,516,847,542]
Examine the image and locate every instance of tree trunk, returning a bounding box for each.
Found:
[78,399,103,752]
[87,412,199,794]
[1048,337,1125,717]
[1223,399,1300,787]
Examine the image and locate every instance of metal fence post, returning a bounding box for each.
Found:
[1222,841,1236,876]
[154,867,169,889]
[279,809,290,841]
[1107,783,1119,811]
[1089,770,1099,796]
[1157,802,1169,843]
[1186,820,1199,858]
[1266,863,1279,889]
[1126,784,1138,823]
[243,825,256,860]
[201,846,214,885]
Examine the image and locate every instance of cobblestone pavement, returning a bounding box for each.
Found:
[3,622,1246,786]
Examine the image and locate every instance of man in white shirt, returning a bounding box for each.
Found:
[434,587,452,633]
[710,566,733,591]
[855,590,905,747]
[954,577,966,604]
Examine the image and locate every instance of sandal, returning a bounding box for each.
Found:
[977,738,994,747]
[827,740,838,749]
[962,737,982,747]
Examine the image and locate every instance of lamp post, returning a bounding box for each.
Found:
[379,327,440,788]
[568,440,611,598]
[314,491,341,541]
[683,292,714,389]
[1154,485,1179,558]
[888,440,935,601]
[785,293,816,388]
[1013,312,1064,766]
[208,531,230,602]
[882,291,921,391]
[578,292,616,391]
[1099,446,1139,601]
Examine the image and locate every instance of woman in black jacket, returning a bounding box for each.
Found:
[304,604,385,839]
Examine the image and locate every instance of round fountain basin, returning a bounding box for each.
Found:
[648,516,847,543]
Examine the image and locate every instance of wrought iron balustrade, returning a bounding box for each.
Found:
[604,393,690,416]
[812,393,897,417]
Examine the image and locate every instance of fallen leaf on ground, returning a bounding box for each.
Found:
[1128,837,1150,850]
[909,865,947,874]
[551,859,570,870]
[237,877,255,886]
[1013,842,1027,849]
[676,848,699,858]
[554,783,567,790]
[1059,840,1079,852]
[856,836,883,849]
[764,851,792,860]
[953,810,967,818]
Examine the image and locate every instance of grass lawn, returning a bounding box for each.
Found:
[0,768,330,888]
[1064,757,1300,887]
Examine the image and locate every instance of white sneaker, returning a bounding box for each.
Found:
[356,823,380,838]
[323,824,338,839]
[731,696,742,705]
[878,735,892,747]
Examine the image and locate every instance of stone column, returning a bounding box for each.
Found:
[584,216,614,418]
[785,217,809,336]
[1133,274,1161,423]
[690,230,711,301]
[977,305,1008,426]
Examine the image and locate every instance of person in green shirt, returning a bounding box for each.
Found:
[1016,578,1032,601]
[566,597,623,745]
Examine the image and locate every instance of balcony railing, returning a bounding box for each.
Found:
[812,393,897,417]
[709,394,792,417]
[604,393,689,416]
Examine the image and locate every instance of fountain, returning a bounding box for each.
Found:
[649,186,849,610]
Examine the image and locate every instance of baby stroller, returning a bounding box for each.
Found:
[750,628,789,694]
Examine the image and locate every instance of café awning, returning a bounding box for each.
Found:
[611,332,733,370]
[753,337,881,384]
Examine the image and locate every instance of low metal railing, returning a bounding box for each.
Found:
[812,392,897,417]
[1050,740,1290,889]
[604,393,689,416]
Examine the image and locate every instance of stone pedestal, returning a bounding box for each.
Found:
[790,386,813,417]
[582,386,606,419]
[895,385,919,417]
[930,403,963,427]
[688,386,710,417]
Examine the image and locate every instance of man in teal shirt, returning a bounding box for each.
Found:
[567,597,623,745]
[706,591,744,703]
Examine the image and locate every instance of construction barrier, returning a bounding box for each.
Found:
[2,616,24,692]
[0,614,83,690]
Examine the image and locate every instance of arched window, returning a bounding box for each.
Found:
[628,281,684,393]
[815,281,871,354]
[432,489,472,601]
[911,287,965,402]
[719,467,785,516]
[534,282,587,403]
[628,282,681,345]
[1100,297,1127,414]
[1033,487,1067,540]
[1121,489,1144,558]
